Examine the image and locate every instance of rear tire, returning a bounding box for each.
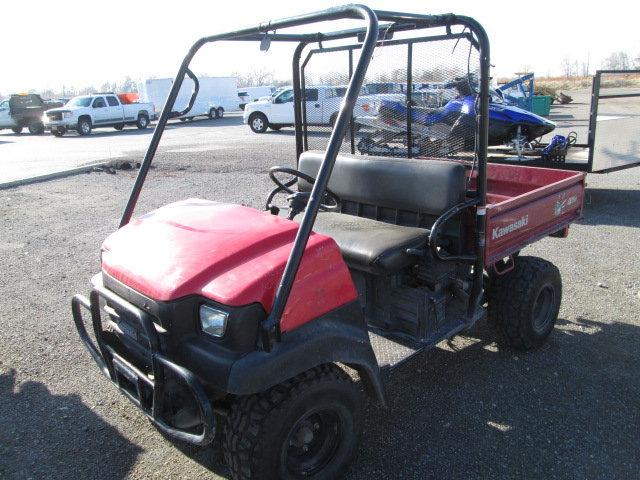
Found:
[248,113,268,133]
[208,108,217,120]
[217,107,224,119]
[223,364,363,480]
[28,120,44,135]
[11,127,22,134]
[77,118,92,136]
[52,127,66,137]
[136,114,149,129]
[114,123,124,131]
[488,256,562,350]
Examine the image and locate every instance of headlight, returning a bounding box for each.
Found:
[63,111,73,119]
[199,305,228,337]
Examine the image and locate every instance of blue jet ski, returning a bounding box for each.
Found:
[357,76,556,157]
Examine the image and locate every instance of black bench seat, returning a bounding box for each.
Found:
[312,212,428,274]
[298,151,466,274]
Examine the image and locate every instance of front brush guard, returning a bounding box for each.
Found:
[71,286,214,446]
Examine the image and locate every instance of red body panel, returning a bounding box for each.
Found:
[422,158,586,266]
[101,200,357,332]
[479,163,586,265]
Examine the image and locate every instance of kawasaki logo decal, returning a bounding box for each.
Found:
[555,195,578,216]
[492,215,529,240]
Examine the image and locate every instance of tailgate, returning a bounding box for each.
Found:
[484,169,586,266]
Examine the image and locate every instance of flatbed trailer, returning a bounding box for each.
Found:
[488,70,640,174]
[299,40,640,175]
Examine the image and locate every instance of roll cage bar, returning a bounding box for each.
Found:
[118,4,491,350]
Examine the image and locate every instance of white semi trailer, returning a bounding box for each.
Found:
[139,76,240,120]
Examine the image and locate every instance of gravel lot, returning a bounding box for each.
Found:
[1,111,639,479]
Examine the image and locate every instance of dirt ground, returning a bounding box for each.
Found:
[1,122,639,479]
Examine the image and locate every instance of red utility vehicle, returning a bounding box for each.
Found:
[72,6,585,479]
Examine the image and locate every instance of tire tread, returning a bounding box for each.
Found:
[488,256,561,350]
[223,364,353,480]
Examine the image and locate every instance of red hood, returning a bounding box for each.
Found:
[101,200,356,331]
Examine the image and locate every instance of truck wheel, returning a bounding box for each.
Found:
[248,113,268,133]
[217,107,224,119]
[488,256,562,350]
[28,120,45,135]
[78,118,92,136]
[136,114,149,129]
[114,124,124,131]
[52,127,66,137]
[223,364,363,480]
[208,108,217,120]
[11,127,23,134]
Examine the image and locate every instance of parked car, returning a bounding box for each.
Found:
[0,94,63,134]
[43,93,155,136]
[243,85,375,133]
[139,76,240,121]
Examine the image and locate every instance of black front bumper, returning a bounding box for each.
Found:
[71,284,215,446]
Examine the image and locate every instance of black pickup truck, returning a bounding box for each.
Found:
[0,94,64,134]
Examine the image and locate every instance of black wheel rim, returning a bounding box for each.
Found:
[283,408,342,478]
[532,284,555,334]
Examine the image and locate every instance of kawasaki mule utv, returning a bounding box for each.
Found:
[72,5,586,479]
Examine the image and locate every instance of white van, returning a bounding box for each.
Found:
[139,76,240,120]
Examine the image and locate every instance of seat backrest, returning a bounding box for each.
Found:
[298,151,466,228]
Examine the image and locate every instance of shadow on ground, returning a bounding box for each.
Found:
[0,369,142,479]
[581,187,640,227]
[345,317,639,479]
[159,317,638,479]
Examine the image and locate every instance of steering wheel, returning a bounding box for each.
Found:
[266,167,341,219]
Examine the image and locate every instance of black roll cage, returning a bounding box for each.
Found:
[117,4,491,350]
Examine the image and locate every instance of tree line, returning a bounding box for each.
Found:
[0,77,139,102]
[560,51,640,77]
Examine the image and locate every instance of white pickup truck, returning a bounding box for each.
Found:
[44,93,155,136]
[243,85,376,133]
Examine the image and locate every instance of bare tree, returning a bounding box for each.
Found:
[40,88,56,100]
[602,51,631,70]
[580,52,591,77]
[234,68,276,87]
[316,72,350,86]
[78,85,97,95]
[561,56,574,77]
[119,76,138,92]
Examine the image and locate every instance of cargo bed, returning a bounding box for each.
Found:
[468,163,586,265]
